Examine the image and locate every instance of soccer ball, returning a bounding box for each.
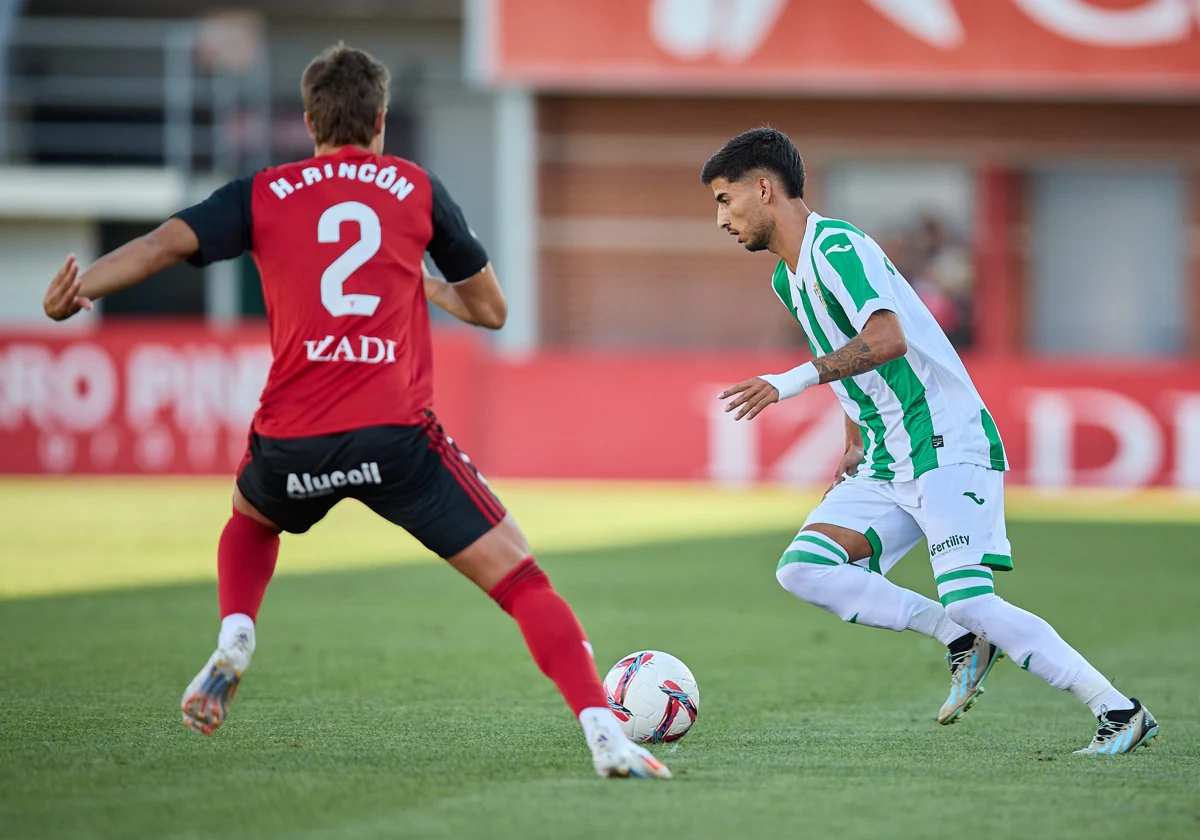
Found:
[603,650,699,743]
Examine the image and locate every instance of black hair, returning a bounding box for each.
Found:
[700,126,805,199]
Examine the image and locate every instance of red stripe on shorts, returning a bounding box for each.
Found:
[425,421,504,525]
[441,441,504,525]
[235,430,254,479]
[446,437,506,521]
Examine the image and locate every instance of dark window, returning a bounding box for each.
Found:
[99,222,206,315]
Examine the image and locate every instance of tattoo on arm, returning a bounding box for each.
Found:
[813,335,881,383]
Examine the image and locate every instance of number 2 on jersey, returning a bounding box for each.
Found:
[318,201,381,317]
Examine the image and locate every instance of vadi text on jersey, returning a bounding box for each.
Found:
[303,335,398,364]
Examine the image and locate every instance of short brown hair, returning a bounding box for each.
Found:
[301,43,390,147]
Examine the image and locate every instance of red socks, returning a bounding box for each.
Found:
[217,524,607,717]
[217,510,280,621]
[489,559,609,716]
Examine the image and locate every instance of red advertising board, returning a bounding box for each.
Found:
[473,0,1200,96]
[2,324,1198,487]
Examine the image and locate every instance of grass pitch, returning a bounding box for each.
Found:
[1,480,1197,839]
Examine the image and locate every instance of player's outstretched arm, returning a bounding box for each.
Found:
[42,218,200,321]
[720,311,907,421]
[423,261,507,330]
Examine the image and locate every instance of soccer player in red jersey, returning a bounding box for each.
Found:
[41,44,668,780]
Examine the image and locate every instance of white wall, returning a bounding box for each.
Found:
[0,220,98,326]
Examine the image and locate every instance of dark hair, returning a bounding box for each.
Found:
[301,43,390,147]
[700,127,805,199]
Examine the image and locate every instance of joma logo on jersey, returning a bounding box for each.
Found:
[930,534,970,556]
[287,462,382,498]
[304,335,398,364]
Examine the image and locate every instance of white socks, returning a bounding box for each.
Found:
[218,613,256,669]
[779,558,1138,717]
[1068,668,1136,716]
[945,594,1081,689]
[777,561,968,643]
[943,593,1133,714]
[579,706,625,745]
[907,603,970,646]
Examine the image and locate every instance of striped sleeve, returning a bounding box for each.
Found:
[811,229,898,333]
[770,260,797,319]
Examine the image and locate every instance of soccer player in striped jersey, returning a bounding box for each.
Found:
[701,127,1157,755]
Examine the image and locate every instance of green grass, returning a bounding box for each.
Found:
[1,521,1198,839]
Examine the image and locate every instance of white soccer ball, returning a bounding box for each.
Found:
[603,650,700,743]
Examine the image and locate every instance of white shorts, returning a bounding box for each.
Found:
[802,463,1012,579]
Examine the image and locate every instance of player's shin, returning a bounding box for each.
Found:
[181,510,278,734]
[488,561,669,778]
[489,558,612,719]
[217,509,281,627]
[939,571,1133,715]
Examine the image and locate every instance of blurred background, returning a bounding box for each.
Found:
[1,0,1198,489]
[5,7,1199,835]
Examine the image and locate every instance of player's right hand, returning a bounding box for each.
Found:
[43,254,94,321]
[824,446,865,498]
[720,377,779,421]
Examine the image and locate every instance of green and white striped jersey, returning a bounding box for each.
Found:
[772,212,1007,482]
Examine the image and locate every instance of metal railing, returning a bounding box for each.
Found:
[2,14,270,173]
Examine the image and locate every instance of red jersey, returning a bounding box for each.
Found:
[176,147,487,438]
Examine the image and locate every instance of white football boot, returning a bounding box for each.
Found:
[180,630,253,735]
[589,730,672,779]
[938,632,1003,725]
[1074,699,1160,755]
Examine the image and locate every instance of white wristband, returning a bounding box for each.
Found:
[761,362,820,401]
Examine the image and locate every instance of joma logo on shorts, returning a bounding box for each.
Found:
[287,462,382,498]
[930,534,970,555]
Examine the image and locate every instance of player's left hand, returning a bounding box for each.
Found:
[43,254,93,321]
[720,378,779,421]
[824,445,865,498]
